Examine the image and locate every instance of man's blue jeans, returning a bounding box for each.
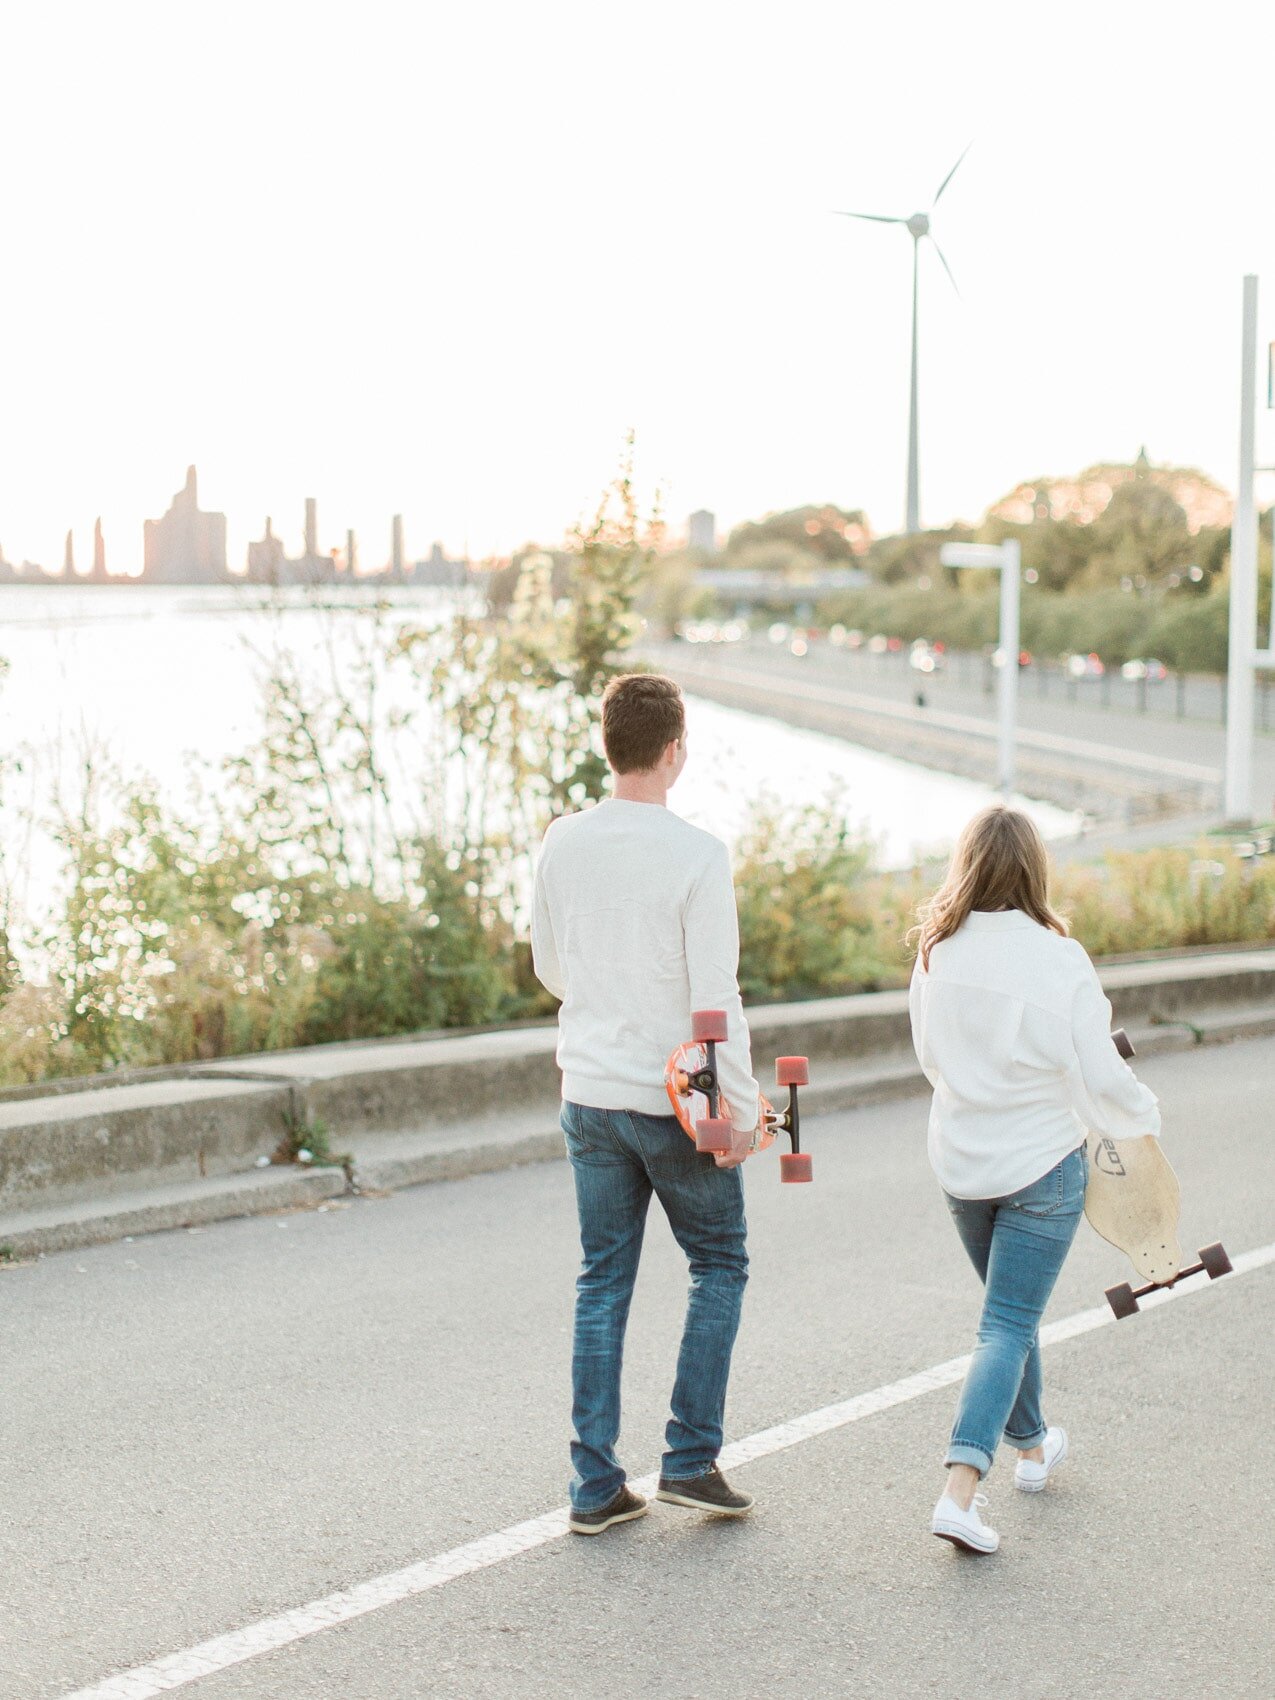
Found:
[943,1146,1086,1476]
[561,1102,749,1512]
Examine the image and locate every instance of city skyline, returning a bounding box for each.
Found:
[0,467,473,585]
[0,444,1246,586]
[1,6,1274,577]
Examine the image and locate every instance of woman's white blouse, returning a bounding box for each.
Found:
[908,908,1161,1200]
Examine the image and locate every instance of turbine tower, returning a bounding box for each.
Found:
[836,143,971,535]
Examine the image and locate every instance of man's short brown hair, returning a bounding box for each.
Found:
[601,673,686,774]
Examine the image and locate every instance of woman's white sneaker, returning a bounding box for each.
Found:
[931,1491,999,1554]
[1014,1426,1068,1493]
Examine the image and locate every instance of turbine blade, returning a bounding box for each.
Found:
[931,239,961,298]
[833,210,907,224]
[932,141,974,207]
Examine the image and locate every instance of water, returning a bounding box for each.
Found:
[0,585,1079,939]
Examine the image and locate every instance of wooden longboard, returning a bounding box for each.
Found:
[1084,1133,1183,1285]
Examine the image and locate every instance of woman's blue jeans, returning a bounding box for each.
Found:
[562,1102,749,1512]
[943,1146,1086,1476]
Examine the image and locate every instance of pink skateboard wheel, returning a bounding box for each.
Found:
[695,1116,732,1155]
[775,1056,809,1087]
[692,1009,728,1044]
[780,1152,813,1184]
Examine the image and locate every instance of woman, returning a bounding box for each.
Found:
[908,806,1160,1554]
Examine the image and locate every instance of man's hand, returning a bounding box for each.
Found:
[713,1120,760,1169]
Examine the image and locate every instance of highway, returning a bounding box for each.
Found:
[645,635,1275,824]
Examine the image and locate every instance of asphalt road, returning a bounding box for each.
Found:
[5,1037,1274,1700]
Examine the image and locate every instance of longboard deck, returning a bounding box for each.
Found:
[1084,1133,1183,1285]
[664,1039,776,1155]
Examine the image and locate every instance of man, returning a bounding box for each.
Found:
[532,672,762,1535]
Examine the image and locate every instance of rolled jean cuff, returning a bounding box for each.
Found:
[945,1440,993,1476]
[1005,1425,1047,1449]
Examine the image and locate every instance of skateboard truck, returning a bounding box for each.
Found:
[684,1008,732,1156]
[1104,1242,1233,1319]
[772,1056,811,1183]
[1096,1025,1232,1319]
[667,1010,812,1181]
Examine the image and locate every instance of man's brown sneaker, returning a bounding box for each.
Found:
[568,1485,649,1535]
[655,1466,754,1515]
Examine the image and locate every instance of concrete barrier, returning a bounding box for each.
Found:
[1,948,1271,1226]
[0,1076,293,1213]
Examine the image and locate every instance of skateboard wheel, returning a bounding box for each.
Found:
[691,1009,728,1044]
[1111,1028,1135,1060]
[1199,1242,1232,1279]
[775,1056,809,1087]
[779,1152,812,1184]
[694,1116,732,1155]
[1105,1282,1138,1320]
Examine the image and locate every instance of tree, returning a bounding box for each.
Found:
[1083,480,1193,590]
[868,526,970,586]
[725,505,871,567]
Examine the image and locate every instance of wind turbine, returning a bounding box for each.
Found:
[836,143,971,536]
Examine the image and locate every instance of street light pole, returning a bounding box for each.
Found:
[939,539,1021,799]
[1225,274,1259,822]
[996,539,1021,798]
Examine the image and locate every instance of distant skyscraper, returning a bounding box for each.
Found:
[143,466,227,584]
[414,541,466,587]
[290,496,330,583]
[246,498,332,585]
[391,514,405,580]
[346,529,356,576]
[688,509,717,554]
[246,517,287,583]
[92,518,107,580]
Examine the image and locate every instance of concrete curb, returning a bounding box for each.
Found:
[0,1164,348,1259]
[0,958,1271,1264]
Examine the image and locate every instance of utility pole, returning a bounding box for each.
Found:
[1224,276,1259,822]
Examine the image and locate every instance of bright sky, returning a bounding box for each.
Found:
[2,1,1275,575]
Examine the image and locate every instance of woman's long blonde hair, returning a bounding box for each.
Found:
[911,806,1067,970]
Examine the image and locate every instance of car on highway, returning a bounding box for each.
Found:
[676,619,749,644]
[1121,657,1168,682]
[1065,652,1106,678]
[909,640,945,675]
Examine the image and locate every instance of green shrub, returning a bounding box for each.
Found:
[733,802,908,1000]
[1058,848,1275,958]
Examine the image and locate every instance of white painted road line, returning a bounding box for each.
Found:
[59,1239,1275,1700]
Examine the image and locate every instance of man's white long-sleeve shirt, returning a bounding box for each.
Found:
[908,907,1161,1199]
[531,798,761,1131]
